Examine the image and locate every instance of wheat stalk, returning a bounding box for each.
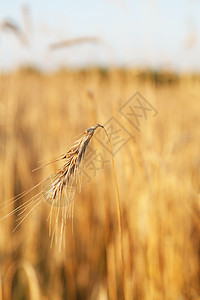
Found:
[0,20,27,45]
[49,37,99,50]
[0,124,101,246]
[0,123,125,297]
[102,126,126,300]
[42,123,104,249]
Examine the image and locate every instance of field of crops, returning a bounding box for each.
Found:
[0,68,200,299]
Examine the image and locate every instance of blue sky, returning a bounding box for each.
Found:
[0,0,200,71]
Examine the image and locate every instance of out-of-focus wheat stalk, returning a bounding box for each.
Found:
[102,126,125,300]
[0,265,2,300]
[49,37,99,50]
[21,5,32,35]
[0,20,27,45]
[3,261,41,300]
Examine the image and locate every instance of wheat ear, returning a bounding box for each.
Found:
[0,123,125,290]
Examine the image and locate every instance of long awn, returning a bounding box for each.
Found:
[0,123,125,298]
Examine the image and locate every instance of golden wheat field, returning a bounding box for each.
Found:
[0,68,200,300]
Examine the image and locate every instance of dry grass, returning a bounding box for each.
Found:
[0,68,200,299]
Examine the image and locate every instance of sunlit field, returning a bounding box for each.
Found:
[0,68,200,299]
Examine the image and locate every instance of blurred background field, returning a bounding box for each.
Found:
[1,1,200,299]
[0,68,200,300]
